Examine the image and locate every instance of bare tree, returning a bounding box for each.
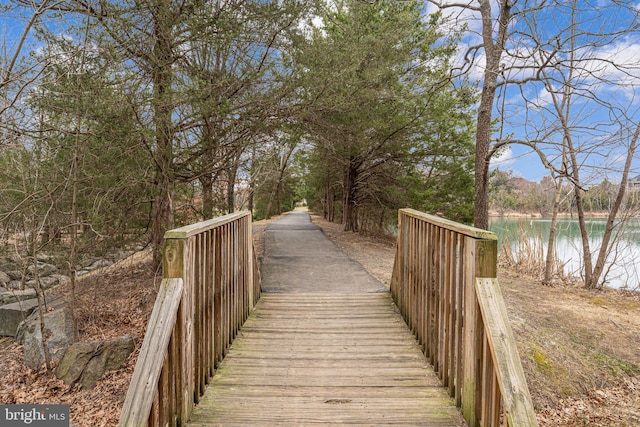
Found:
[429,1,640,293]
[507,0,640,288]
[1,0,58,119]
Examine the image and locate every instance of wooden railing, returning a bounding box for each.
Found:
[391,209,537,427]
[119,211,260,426]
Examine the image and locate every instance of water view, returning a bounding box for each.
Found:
[489,217,640,290]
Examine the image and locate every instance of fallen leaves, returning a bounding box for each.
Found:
[0,259,158,427]
[538,377,640,427]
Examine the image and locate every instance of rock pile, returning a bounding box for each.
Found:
[0,256,68,339]
[0,252,139,386]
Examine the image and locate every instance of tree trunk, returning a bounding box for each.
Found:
[544,177,564,284]
[152,175,174,264]
[474,0,511,230]
[150,0,175,266]
[227,163,238,214]
[248,145,256,216]
[201,173,214,219]
[30,233,51,371]
[247,188,254,215]
[474,83,495,230]
[572,178,593,287]
[200,123,217,219]
[343,158,359,232]
[69,124,79,343]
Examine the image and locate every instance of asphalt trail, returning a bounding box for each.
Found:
[260,211,387,294]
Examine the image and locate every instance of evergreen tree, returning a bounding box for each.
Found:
[294,0,476,231]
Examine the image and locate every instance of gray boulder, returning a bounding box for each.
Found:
[27,262,57,277]
[7,270,23,281]
[55,336,136,389]
[0,298,39,336]
[87,259,113,271]
[0,288,37,305]
[19,308,75,370]
[50,274,70,286]
[26,275,60,291]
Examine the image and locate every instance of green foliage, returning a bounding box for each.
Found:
[1,0,479,259]
[0,31,154,262]
[295,0,476,231]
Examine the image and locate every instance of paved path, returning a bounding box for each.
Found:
[186,211,464,426]
[260,211,386,293]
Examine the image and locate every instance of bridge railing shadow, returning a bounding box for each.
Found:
[118,211,260,427]
[391,208,537,427]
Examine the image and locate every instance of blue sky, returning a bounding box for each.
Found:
[426,0,640,184]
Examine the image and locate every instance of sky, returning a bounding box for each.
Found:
[426,0,640,184]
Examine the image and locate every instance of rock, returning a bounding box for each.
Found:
[7,280,23,290]
[26,276,59,291]
[19,308,75,370]
[15,298,59,345]
[7,270,23,281]
[87,259,113,271]
[27,262,57,277]
[36,253,53,263]
[0,288,37,305]
[0,271,10,285]
[40,276,60,289]
[0,298,39,337]
[56,336,136,389]
[55,342,99,387]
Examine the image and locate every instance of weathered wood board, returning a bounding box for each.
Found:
[186,293,465,426]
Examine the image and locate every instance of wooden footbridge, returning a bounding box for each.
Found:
[118,209,537,427]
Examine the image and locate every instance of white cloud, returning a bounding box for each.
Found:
[581,38,640,86]
[297,15,325,38]
[491,145,515,168]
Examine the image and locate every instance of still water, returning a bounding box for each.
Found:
[488,217,640,290]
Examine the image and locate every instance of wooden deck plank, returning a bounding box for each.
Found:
[186,292,465,426]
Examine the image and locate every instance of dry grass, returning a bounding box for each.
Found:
[498,223,570,284]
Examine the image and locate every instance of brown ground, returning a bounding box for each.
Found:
[0,252,161,427]
[0,211,638,426]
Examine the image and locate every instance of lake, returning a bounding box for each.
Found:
[489,216,640,290]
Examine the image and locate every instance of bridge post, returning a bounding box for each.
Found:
[162,237,194,423]
[462,237,498,426]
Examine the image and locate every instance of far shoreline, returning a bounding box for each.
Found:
[490,211,610,219]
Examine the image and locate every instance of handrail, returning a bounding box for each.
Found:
[476,278,537,426]
[391,208,536,427]
[119,211,260,426]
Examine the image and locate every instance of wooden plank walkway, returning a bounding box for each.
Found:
[186,292,465,426]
